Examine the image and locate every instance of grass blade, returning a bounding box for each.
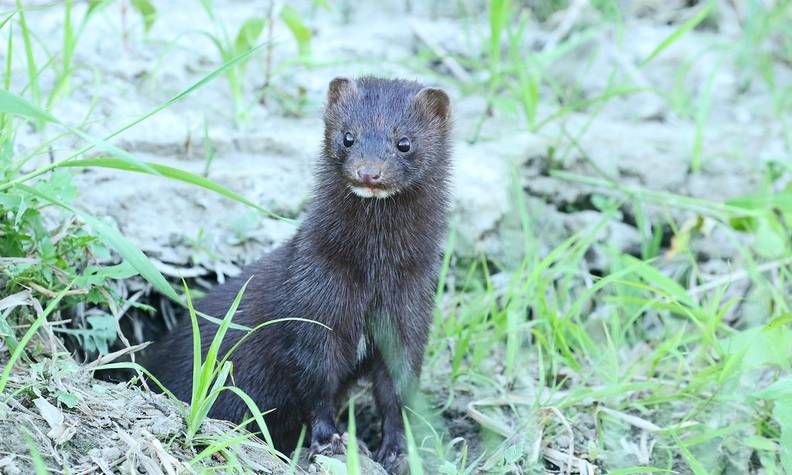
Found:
[288,427,307,474]
[185,281,203,419]
[0,89,159,175]
[16,0,40,125]
[217,317,330,370]
[346,398,360,475]
[201,278,251,388]
[191,362,233,437]
[220,385,277,453]
[279,6,311,57]
[403,409,424,475]
[58,157,294,222]
[641,2,715,65]
[671,431,710,475]
[0,11,15,31]
[24,433,50,475]
[1,15,13,133]
[191,432,256,464]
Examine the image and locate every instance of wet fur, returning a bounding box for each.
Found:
[143,77,451,470]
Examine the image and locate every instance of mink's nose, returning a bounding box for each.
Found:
[356,167,382,185]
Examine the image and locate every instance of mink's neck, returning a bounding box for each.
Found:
[298,160,449,274]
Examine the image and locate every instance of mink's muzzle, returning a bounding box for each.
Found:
[342,155,403,197]
[355,166,383,186]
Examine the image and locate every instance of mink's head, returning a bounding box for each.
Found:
[322,76,451,199]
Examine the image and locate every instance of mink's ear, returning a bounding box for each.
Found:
[327,77,356,106]
[413,87,450,121]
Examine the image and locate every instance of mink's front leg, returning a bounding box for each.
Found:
[372,278,433,473]
[372,356,408,472]
[288,324,347,459]
[308,399,345,457]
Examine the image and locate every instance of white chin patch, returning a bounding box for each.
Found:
[350,186,397,199]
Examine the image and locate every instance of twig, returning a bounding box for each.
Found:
[12,319,72,330]
[76,455,128,475]
[25,282,89,298]
[688,256,792,296]
[0,257,40,265]
[543,0,588,53]
[597,407,660,432]
[83,342,151,371]
[149,258,208,278]
[410,21,472,83]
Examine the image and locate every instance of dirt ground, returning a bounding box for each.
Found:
[2,0,790,473]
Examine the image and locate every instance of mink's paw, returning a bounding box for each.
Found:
[309,432,345,459]
[341,432,371,457]
[376,440,406,474]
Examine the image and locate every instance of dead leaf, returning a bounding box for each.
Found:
[33,397,74,444]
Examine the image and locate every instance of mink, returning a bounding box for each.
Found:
[142,76,452,472]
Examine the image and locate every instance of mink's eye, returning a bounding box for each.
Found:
[396,137,411,153]
[343,132,355,147]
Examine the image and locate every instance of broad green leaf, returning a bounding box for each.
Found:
[754,376,792,401]
[0,315,19,354]
[185,281,203,422]
[728,215,757,232]
[55,390,80,409]
[55,314,116,353]
[755,215,787,258]
[766,313,792,330]
[279,6,311,57]
[313,456,347,475]
[201,279,252,397]
[723,327,792,374]
[76,262,138,288]
[488,0,509,65]
[220,385,277,455]
[87,0,106,15]
[191,432,257,463]
[0,88,52,119]
[234,17,265,57]
[130,0,156,32]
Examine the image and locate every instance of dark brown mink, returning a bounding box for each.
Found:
[142,76,452,472]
